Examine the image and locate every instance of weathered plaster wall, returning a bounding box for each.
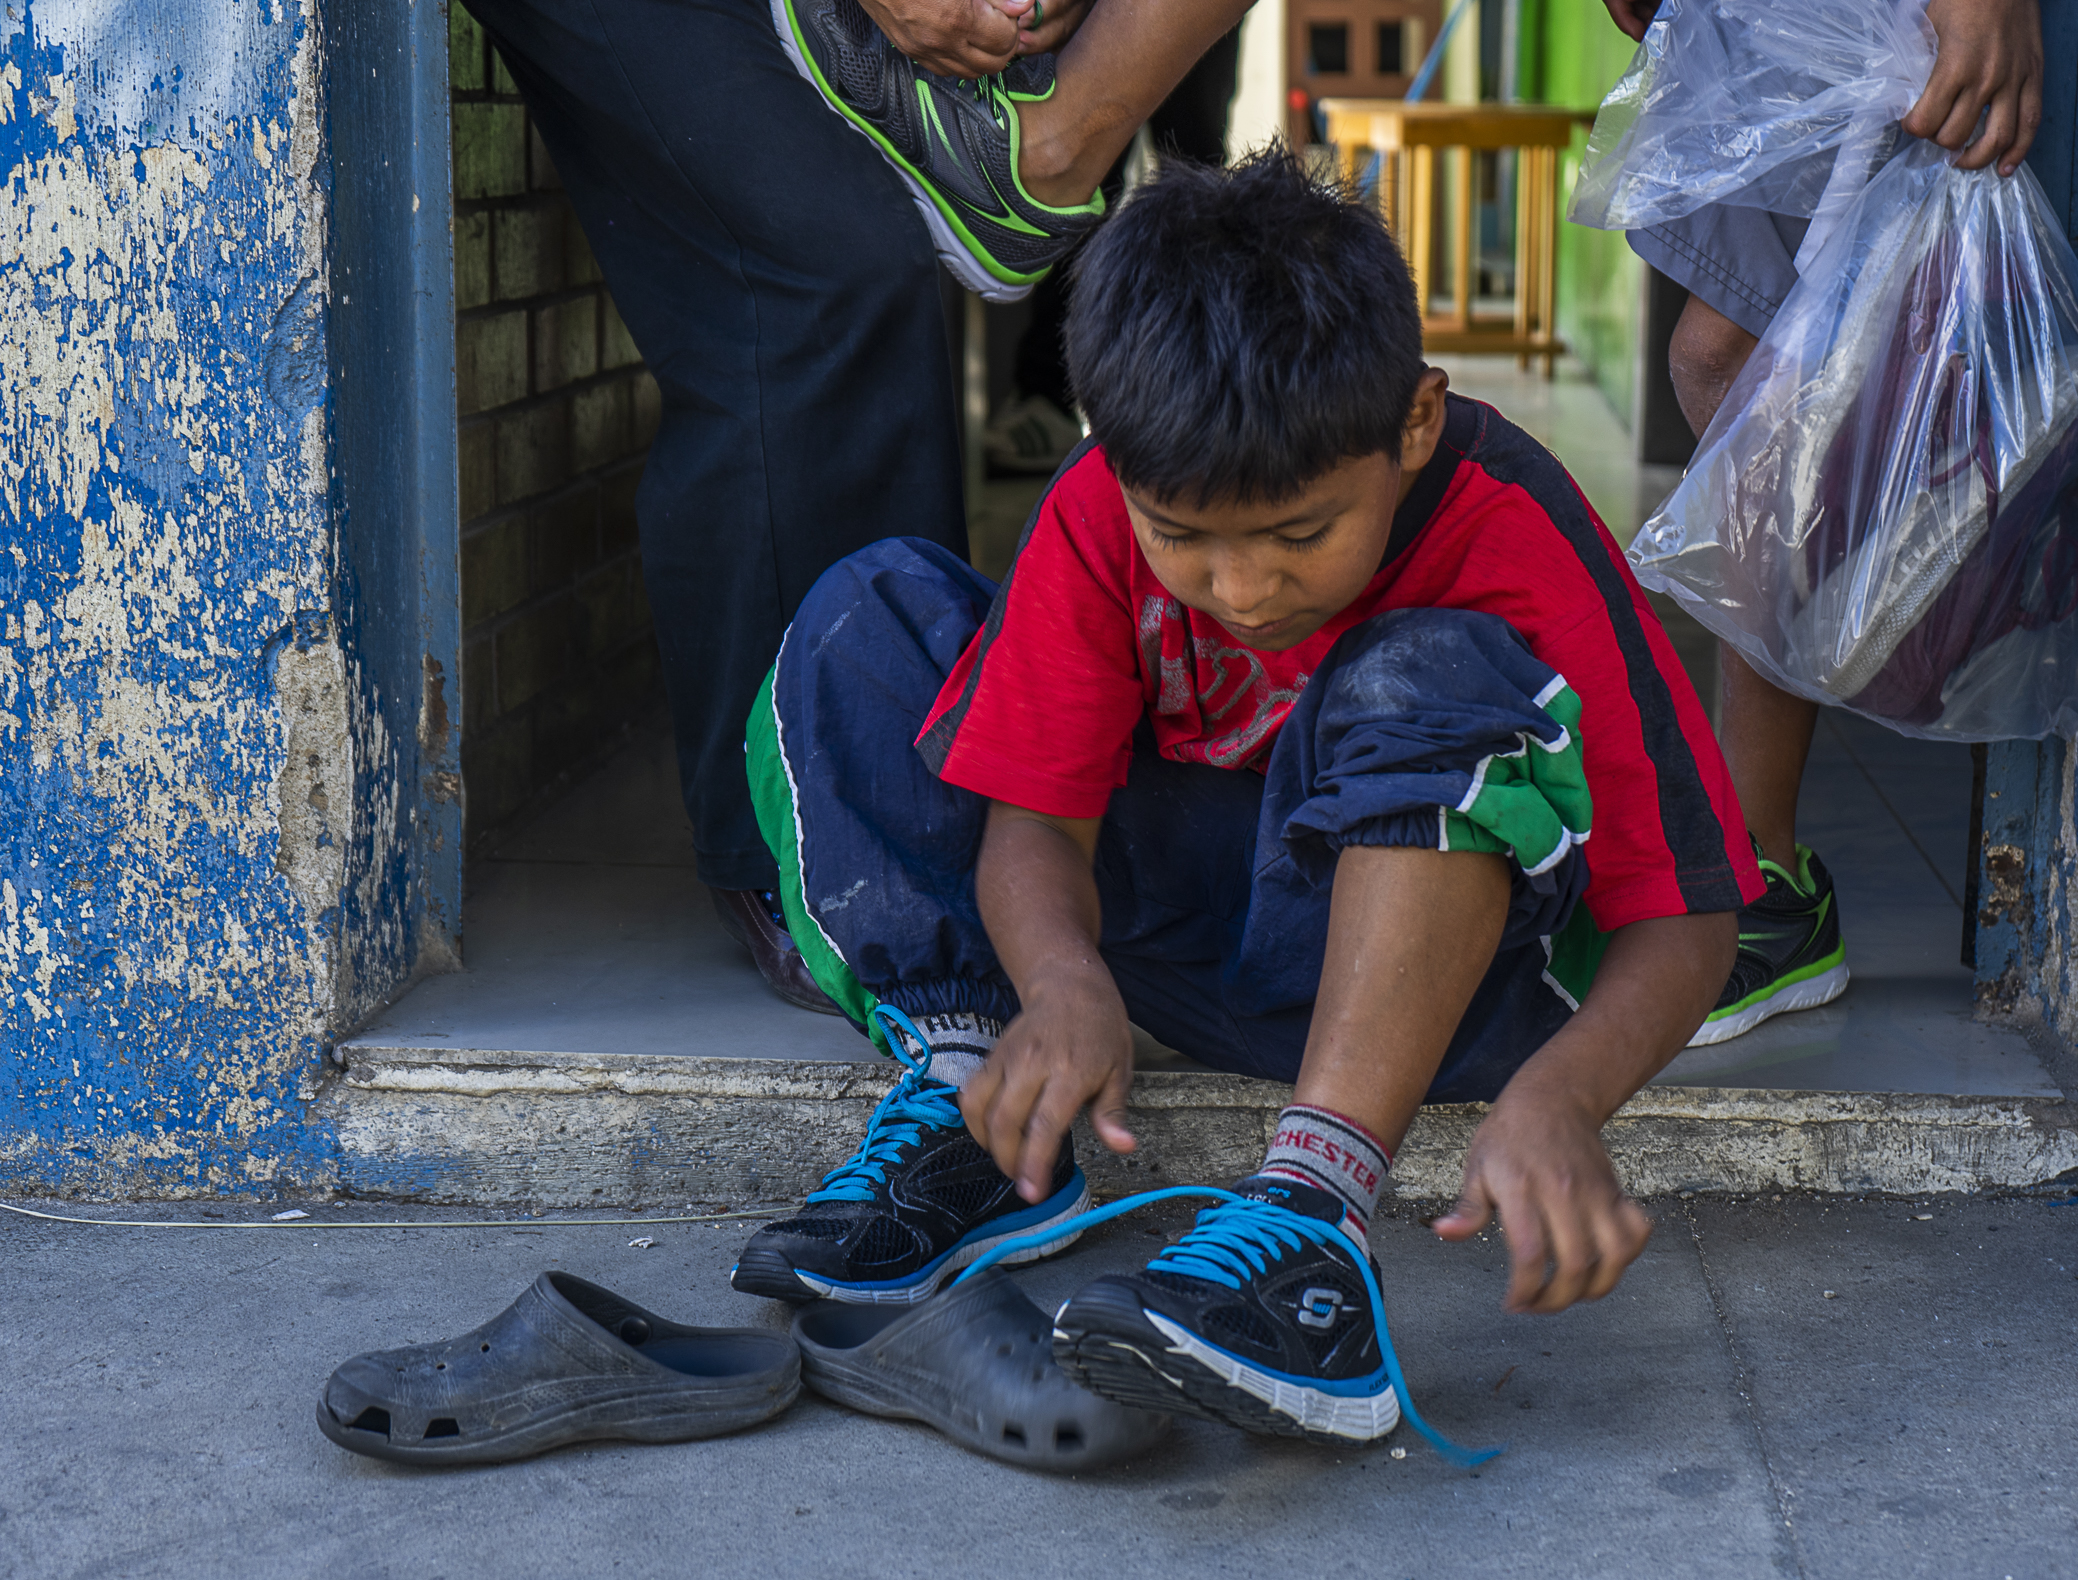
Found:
[1969,20,2078,1065]
[1976,741,2078,1049]
[0,0,456,1195]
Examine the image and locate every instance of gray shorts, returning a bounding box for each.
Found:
[1627,205,1813,338]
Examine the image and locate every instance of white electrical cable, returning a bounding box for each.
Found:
[0,1201,783,1231]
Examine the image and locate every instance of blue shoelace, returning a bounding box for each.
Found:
[804,1005,960,1205]
[958,1185,1501,1468]
[1143,1196,1339,1289]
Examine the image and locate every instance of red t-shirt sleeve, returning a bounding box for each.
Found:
[915,470,1148,818]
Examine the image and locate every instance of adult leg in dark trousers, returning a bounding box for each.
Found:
[461,0,967,1009]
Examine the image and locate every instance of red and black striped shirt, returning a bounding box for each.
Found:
[918,395,1761,929]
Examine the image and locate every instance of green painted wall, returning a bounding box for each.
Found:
[1522,0,1644,426]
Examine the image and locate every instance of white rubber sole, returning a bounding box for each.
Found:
[793,1180,1093,1306]
[1687,961,1851,1048]
[767,0,1035,304]
[1144,1311,1402,1442]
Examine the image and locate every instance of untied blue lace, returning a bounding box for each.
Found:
[805,1005,961,1204]
[956,1184,1503,1468]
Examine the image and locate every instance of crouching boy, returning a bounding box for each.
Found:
[730,152,1757,1442]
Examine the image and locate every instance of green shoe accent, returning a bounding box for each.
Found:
[1693,838,1849,1043]
[1704,938,1847,1020]
[992,77,1104,220]
[770,0,1102,298]
[1750,841,1821,899]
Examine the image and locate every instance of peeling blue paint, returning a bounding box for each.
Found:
[1972,27,2078,1048]
[0,0,459,1197]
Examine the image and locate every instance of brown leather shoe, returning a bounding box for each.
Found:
[712,889,844,1016]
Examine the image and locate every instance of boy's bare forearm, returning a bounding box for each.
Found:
[967,802,1137,1197]
[1435,909,1734,1311]
[975,803,1107,995]
[1498,910,1737,1123]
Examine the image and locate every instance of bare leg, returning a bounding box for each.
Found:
[1717,649,1818,869]
[1669,295,1818,869]
[1015,0,1254,207]
[1293,846,1511,1152]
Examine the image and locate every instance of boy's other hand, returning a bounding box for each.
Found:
[858,0,1019,78]
[1432,1088,1652,1314]
[961,968,1137,1202]
[1599,0,1661,44]
[1907,0,2042,177]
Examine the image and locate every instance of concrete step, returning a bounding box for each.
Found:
[327,711,2076,1209]
[325,1042,2078,1206]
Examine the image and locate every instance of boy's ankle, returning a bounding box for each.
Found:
[901,1010,1002,1090]
[1260,1103,1391,1233]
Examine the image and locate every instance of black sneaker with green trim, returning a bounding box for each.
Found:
[1689,842,1848,1046]
[770,0,1104,301]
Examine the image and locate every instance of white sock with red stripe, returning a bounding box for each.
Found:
[1259,1103,1391,1236]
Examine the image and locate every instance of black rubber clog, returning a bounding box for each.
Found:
[791,1268,1169,1471]
[317,1272,800,1466]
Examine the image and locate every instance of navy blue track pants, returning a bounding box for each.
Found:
[759,540,1604,1104]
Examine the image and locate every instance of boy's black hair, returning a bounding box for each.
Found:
[1064,146,1426,508]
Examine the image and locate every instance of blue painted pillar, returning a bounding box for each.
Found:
[0,0,458,1194]
[1973,4,2078,1037]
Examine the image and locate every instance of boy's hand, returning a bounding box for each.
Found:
[960,965,1137,1202]
[1906,0,2042,176]
[1431,1087,1652,1314]
[858,0,1019,78]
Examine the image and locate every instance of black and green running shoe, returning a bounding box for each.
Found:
[1689,842,1848,1046]
[771,0,1104,301]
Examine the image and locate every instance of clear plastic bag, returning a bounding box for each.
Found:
[1569,0,1933,238]
[1574,0,2078,740]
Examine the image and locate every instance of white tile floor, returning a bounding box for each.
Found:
[349,358,2058,1097]
[1653,710,2056,1095]
[350,722,869,1064]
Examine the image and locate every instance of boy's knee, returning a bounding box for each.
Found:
[794,536,982,638]
[783,536,996,697]
[1316,608,1543,721]
[1668,297,1759,438]
[821,534,970,588]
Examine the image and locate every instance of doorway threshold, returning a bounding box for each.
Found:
[332,709,2075,1206]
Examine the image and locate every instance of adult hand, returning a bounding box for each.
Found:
[1906,0,2042,177]
[857,0,1019,79]
[1431,1087,1653,1314]
[1598,0,1661,45]
[960,967,1136,1203]
[1000,0,1095,60]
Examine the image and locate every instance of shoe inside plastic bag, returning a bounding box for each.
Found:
[1575,0,2078,740]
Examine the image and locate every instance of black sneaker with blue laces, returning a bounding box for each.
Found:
[731,1006,1091,1304]
[769,0,1103,301]
[1051,1176,1401,1443]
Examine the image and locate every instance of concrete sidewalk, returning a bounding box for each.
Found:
[5,1191,2073,1579]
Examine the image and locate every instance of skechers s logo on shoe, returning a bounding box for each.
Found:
[1296,1287,1345,1330]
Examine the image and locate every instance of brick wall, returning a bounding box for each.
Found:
[450,5,663,845]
